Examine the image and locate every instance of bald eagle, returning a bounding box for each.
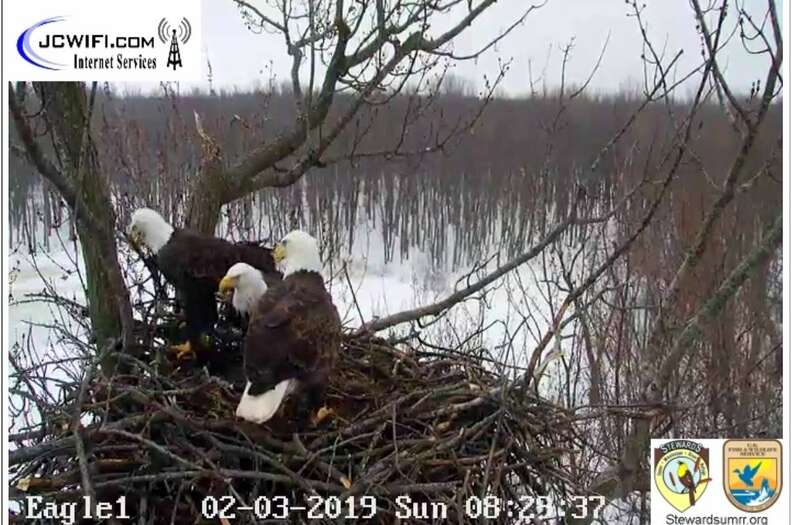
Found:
[218,231,341,425]
[218,262,268,317]
[127,208,281,361]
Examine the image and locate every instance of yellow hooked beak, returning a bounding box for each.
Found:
[217,275,238,301]
[272,243,286,263]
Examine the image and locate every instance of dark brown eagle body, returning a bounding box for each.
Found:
[244,270,341,413]
[156,229,282,359]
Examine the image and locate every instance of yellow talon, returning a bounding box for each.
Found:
[169,341,194,360]
[311,406,335,427]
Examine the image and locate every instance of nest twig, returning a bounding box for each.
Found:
[10,318,582,523]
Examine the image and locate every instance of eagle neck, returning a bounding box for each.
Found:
[233,277,267,315]
[147,224,174,253]
[284,269,323,284]
[282,256,322,278]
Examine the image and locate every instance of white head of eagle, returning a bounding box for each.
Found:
[219,262,268,315]
[128,208,174,253]
[273,230,322,277]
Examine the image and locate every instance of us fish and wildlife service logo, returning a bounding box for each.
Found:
[724,439,782,512]
[654,440,712,512]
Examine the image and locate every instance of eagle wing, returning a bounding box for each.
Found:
[159,230,278,283]
[156,232,222,340]
[233,242,282,286]
[177,232,276,280]
[155,229,280,345]
[244,275,340,397]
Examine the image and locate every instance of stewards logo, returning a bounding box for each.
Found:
[654,440,712,512]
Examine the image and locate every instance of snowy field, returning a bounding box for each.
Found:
[10,227,562,352]
[8,216,578,437]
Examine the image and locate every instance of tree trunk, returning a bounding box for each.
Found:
[35,82,133,369]
[185,151,227,235]
[184,170,223,234]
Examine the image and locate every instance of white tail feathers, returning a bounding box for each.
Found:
[235,379,296,424]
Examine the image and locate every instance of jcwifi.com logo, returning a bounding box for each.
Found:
[16,16,158,71]
[9,0,200,81]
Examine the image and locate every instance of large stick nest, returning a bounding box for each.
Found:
[10,314,581,523]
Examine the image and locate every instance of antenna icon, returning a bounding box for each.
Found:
[158,18,191,70]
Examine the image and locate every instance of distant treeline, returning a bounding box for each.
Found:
[10,86,781,274]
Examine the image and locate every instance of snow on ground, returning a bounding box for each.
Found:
[9,242,87,353]
[8,217,575,439]
[11,218,564,350]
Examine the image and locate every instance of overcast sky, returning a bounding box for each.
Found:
[125,0,781,96]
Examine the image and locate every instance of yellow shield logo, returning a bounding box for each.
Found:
[724,439,782,512]
[654,440,712,512]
